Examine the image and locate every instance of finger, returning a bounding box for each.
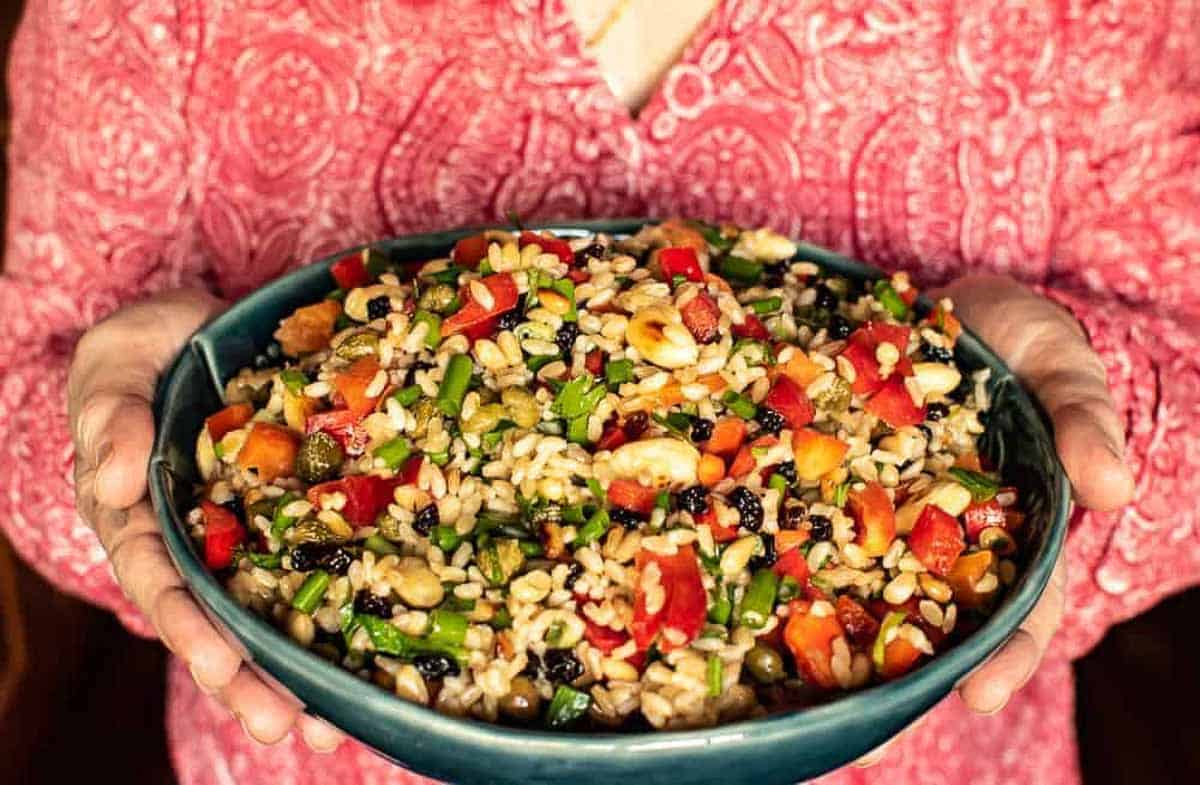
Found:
[106,504,242,691]
[298,714,346,753]
[1044,389,1135,510]
[220,667,304,746]
[92,397,156,509]
[959,553,1066,713]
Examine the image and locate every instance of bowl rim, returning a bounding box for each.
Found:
[149,218,1070,759]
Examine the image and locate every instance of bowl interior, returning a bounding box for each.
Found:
[150,220,1069,785]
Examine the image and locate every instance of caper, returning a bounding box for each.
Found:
[376,513,404,541]
[410,398,440,437]
[462,403,506,434]
[795,305,831,330]
[499,676,542,722]
[418,283,459,314]
[745,644,785,684]
[288,519,339,546]
[814,376,852,413]
[501,387,541,429]
[334,332,379,360]
[295,431,345,483]
[245,497,277,523]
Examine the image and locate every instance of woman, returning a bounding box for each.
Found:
[4,0,1198,782]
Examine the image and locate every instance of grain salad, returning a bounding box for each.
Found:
[190,220,1025,731]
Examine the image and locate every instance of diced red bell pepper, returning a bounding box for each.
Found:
[851,321,911,353]
[729,435,776,479]
[865,376,926,428]
[396,455,424,486]
[773,547,810,584]
[205,403,254,442]
[763,376,815,430]
[608,479,660,516]
[442,273,519,338]
[658,246,705,283]
[839,341,884,396]
[453,233,490,268]
[306,475,400,527]
[585,350,604,376]
[201,500,245,570]
[908,504,966,576]
[783,600,845,690]
[330,252,371,290]
[519,231,574,265]
[333,357,385,418]
[305,408,369,454]
[848,481,896,558]
[566,268,591,284]
[596,419,629,452]
[732,314,770,340]
[963,499,1006,541]
[632,544,706,653]
[679,291,721,344]
[695,506,738,542]
[584,620,630,654]
[835,595,880,647]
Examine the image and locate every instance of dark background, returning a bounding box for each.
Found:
[0,2,1196,782]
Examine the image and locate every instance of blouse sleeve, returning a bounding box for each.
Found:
[1042,133,1200,660]
[0,2,203,636]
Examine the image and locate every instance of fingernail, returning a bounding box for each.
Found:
[190,663,220,695]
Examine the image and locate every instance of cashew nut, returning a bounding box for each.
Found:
[628,304,700,369]
[607,437,701,487]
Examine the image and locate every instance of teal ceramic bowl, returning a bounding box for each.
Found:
[150,219,1069,785]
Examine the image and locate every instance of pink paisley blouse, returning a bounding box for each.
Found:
[3,1,1199,783]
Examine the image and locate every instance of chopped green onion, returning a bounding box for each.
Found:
[478,259,494,275]
[561,504,587,524]
[719,255,763,285]
[436,354,473,417]
[721,390,758,420]
[363,534,400,555]
[655,490,671,511]
[873,279,909,319]
[586,478,606,503]
[490,606,513,630]
[777,575,801,602]
[749,297,783,314]
[546,685,592,729]
[339,602,360,648]
[392,385,423,407]
[212,441,227,459]
[575,509,611,547]
[737,569,779,629]
[873,611,908,671]
[428,449,450,466]
[326,288,347,302]
[440,595,476,613]
[706,655,723,698]
[526,354,559,373]
[280,369,308,394]
[426,264,465,286]
[428,609,468,648]
[604,358,635,389]
[269,492,302,540]
[244,550,283,569]
[731,338,773,367]
[948,467,1000,502]
[291,570,331,614]
[373,437,413,470]
[355,613,467,665]
[412,310,442,349]
[431,525,462,552]
[566,414,590,445]
[707,583,733,625]
[768,473,789,494]
[519,540,545,558]
[832,481,850,508]
[689,220,734,252]
[671,274,687,289]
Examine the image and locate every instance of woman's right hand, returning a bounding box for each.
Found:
[67,288,344,752]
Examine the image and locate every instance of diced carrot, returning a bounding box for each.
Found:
[333,357,383,417]
[697,506,738,542]
[954,452,984,472]
[728,446,755,479]
[237,423,300,483]
[698,453,726,487]
[848,481,896,558]
[783,600,845,690]
[273,300,343,357]
[705,417,747,457]
[880,636,923,680]
[791,428,849,481]
[704,272,733,294]
[453,233,490,268]
[945,550,996,609]
[771,349,823,388]
[775,529,810,554]
[205,403,254,442]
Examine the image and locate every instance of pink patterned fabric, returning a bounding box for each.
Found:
[3,1,1199,783]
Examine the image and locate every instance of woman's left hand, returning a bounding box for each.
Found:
[856,273,1135,766]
